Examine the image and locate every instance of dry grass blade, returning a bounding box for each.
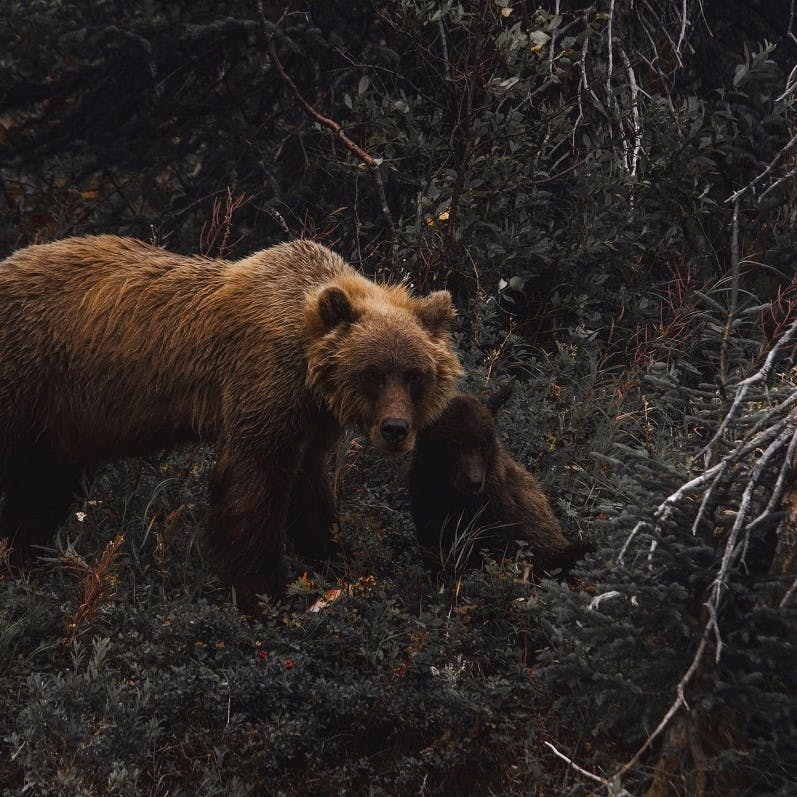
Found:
[62,534,125,646]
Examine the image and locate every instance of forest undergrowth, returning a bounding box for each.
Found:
[1,1,796,794]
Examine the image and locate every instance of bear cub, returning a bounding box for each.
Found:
[409,386,586,575]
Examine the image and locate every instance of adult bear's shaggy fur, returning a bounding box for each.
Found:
[0,235,462,609]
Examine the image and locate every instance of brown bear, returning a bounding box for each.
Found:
[0,235,462,609]
[409,387,585,576]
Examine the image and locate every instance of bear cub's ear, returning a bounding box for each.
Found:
[484,381,514,417]
[317,285,356,330]
[415,290,455,336]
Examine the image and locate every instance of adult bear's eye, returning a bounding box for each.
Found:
[361,366,385,386]
[406,369,429,391]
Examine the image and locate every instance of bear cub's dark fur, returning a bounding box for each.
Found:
[409,386,587,575]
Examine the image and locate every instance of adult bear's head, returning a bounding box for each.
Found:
[303,276,462,452]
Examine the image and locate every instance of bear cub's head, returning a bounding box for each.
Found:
[304,278,462,452]
[417,394,497,499]
[413,386,511,496]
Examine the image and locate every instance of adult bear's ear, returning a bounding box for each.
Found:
[317,285,356,330]
[415,290,455,336]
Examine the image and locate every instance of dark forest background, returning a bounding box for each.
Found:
[1,1,796,795]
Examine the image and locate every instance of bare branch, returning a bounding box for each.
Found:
[549,0,561,77]
[775,62,797,101]
[762,421,797,517]
[256,1,395,231]
[789,0,797,45]
[620,421,785,561]
[617,520,650,563]
[689,397,797,537]
[726,61,797,205]
[726,129,797,205]
[726,423,794,587]
[640,0,685,72]
[614,414,797,785]
[759,165,797,202]
[675,0,689,65]
[437,17,451,82]
[718,198,741,399]
[780,575,797,607]
[618,47,642,177]
[606,0,615,99]
[543,741,609,786]
[702,312,797,464]
[609,633,710,782]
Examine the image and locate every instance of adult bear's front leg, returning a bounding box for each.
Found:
[286,418,340,561]
[2,442,81,564]
[287,461,338,561]
[207,444,298,612]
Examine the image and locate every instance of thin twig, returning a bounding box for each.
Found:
[610,631,709,781]
[675,0,688,65]
[640,0,685,67]
[732,423,793,576]
[759,165,797,202]
[726,129,797,205]
[780,576,797,607]
[573,6,601,143]
[775,62,797,102]
[548,0,561,77]
[724,52,797,205]
[762,418,797,517]
[717,198,741,397]
[618,47,642,177]
[617,520,650,563]
[606,0,615,99]
[615,412,797,784]
[543,741,609,786]
[437,17,451,82]
[443,22,482,264]
[256,1,394,231]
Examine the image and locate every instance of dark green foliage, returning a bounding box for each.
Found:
[2,1,797,794]
[0,463,539,795]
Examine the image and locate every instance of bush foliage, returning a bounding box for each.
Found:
[2,1,796,794]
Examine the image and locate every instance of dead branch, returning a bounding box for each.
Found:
[618,46,642,177]
[618,417,787,563]
[608,310,797,792]
[726,129,797,205]
[675,0,688,64]
[701,312,797,465]
[543,741,610,787]
[781,576,797,607]
[437,17,451,82]
[606,0,615,99]
[718,198,741,392]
